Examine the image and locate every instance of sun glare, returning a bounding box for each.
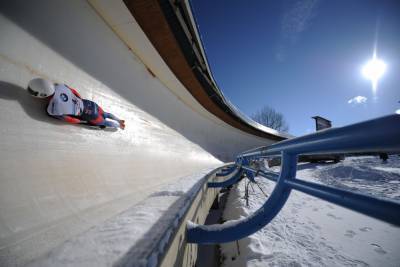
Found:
[362,58,386,81]
[362,56,386,92]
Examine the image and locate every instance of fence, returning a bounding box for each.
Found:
[187,114,400,244]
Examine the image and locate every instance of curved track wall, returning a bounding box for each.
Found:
[0,0,276,265]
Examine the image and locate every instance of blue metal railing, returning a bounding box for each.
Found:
[215,165,237,176]
[208,168,243,188]
[187,114,400,244]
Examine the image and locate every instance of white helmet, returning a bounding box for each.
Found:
[28,78,55,98]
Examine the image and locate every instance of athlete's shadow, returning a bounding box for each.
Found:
[0,81,117,131]
[0,81,62,125]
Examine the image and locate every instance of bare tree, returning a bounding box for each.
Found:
[251,106,289,132]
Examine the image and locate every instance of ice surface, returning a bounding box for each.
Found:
[27,167,216,267]
[221,156,400,267]
[0,2,274,264]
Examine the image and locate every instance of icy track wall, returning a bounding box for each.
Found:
[0,0,276,265]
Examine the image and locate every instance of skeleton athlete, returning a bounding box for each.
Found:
[28,78,125,129]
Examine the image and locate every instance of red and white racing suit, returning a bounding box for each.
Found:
[47,84,122,128]
[47,84,84,123]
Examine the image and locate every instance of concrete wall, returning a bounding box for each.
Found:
[0,0,274,265]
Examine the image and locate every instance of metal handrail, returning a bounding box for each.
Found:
[187,115,400,244]
[215,165,237,176]
[208,169,244,188]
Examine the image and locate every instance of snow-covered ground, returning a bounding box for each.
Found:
[221,156,400,267]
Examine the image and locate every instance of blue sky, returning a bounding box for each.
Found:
[190,0,400,136]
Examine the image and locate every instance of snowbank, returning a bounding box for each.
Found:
[221,156,400,267]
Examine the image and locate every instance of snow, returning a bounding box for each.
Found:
[26,167,218,267]
[221,156,400,267]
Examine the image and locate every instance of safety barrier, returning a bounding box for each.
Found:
[187,114,400,244]
[208,168,243,188]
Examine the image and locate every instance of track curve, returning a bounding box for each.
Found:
[0,1,281,265]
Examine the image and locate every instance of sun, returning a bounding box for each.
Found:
[362,58,386,81]
[362,56,386,92]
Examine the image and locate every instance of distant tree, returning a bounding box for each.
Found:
[251,106,289,132]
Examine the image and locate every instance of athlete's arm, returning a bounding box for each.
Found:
[66,85,82,98]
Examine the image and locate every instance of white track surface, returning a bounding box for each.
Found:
[0,1,275,265]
